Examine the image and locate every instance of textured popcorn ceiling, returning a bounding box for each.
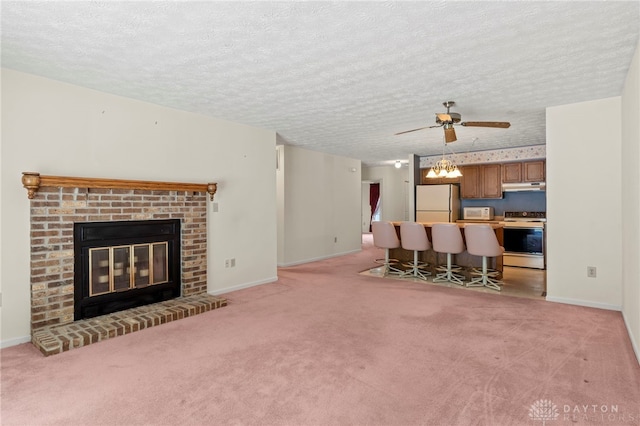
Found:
[2,1,639,166]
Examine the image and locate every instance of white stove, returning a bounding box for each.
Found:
[501,211,546,269]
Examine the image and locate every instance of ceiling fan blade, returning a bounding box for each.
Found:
[394,126,430,135]
[436,113,452,122]
[444,126,457,143]
[460,121,511,128]
[395,124,442,135]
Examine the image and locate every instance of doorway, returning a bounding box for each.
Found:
[362,181,381,233]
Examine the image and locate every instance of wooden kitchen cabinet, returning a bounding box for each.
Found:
[523,160,545,182]
[460,165,480,198]
[502,160,545,183]
[502,162,522,183]
[481,164,502,198]
[460,164,502,199]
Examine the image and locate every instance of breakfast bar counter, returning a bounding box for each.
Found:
[388,221,504,275]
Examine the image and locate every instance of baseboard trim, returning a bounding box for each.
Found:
[545,296,621,312]
[622,310,640,366]
[209,276,278,296]
[277,248,361,267]
[1,335,31,349]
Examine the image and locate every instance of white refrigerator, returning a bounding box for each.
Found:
[415,184,460,223]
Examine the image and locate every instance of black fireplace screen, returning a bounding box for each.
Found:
[74,219,181,320]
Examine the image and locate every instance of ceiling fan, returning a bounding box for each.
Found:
[395,101,510,143]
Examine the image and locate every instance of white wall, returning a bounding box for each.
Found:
[546,97,622,310]
[276,145,361,266]
[362,165,410,222]
[621,39,640,361]
[1,69,278,346]
[361,182,372,233]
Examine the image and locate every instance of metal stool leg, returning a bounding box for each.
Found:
[400,250,431,281]
[374,248,404,276]
[433,253,465,286]
[468,256,502,291]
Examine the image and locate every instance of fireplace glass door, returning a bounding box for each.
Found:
[89,243,168,296]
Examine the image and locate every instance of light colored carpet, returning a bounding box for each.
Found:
[2,236,639,425]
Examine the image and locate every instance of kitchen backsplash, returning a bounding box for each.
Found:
[460,191,546,215]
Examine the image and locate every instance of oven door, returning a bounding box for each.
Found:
[502,223,545,269]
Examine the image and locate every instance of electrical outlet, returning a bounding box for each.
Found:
[225,259,230,268]
[587,266,597,278]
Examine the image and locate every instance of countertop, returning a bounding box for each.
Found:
[456,220,503,225]
[456,217,504,223]
[392,221,503,229]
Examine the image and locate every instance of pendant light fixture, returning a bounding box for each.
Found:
[426,138,462,179]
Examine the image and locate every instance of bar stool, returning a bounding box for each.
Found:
[431,223,466,286]
[399,221,431,280]
[371,221,403,276]
[464,224,504,291]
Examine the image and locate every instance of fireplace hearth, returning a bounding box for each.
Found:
[74,219,181,320]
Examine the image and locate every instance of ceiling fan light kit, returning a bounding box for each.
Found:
[426,137,462,179]
[426,158,461,179]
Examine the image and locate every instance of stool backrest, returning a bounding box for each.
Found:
[464,224,503,257]
[372,221,400,249]
[431,223,465,254]
[400,221,430,251]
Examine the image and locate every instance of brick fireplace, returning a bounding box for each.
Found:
[22,173,226,355]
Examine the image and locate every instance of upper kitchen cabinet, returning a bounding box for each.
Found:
[460,164,502,199]
[502,160,546,183]
[523,160,545,182]
[460,165,480,198]
[420,168,460,184]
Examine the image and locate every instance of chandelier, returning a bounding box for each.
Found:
[425,139,462,179]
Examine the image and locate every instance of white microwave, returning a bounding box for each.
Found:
[463,207,495,220]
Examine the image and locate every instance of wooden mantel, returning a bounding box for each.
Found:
[21,172,218,201]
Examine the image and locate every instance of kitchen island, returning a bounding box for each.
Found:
[389,222,504,277]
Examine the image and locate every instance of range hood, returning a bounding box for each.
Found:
[502,182,546,192]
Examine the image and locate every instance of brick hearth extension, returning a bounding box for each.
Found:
[22,173,224,356]
[32,293,227,356]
